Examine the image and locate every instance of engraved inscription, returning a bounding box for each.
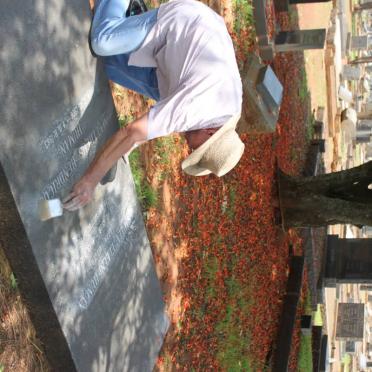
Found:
[40,108,114,199]
[77,216,137,310]
[41,156,79,199]
[39,88,94,153]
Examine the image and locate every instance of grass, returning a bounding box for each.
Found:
[154,136,176,166]
[299,68,309,103]
[215,302,252,371]
[214,274,254,371]
[297,334,313,372]
[203,255,219,300]
[233,0,253,34]
[119,114,158,210]
[222,186,237,220]
[128,148,158,210]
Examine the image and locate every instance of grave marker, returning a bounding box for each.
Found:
[349,35,368,50]
[237,55,282,134]
[325,235,372,286]
[343,65,362,80]
[336,303,365,340]
[0,0,168,370]
[274,29,326,52]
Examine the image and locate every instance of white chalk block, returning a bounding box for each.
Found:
[38,199,63,221]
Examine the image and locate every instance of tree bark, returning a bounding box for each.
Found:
[278,161,372,228]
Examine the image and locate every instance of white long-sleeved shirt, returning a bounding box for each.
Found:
[128,0,242,139]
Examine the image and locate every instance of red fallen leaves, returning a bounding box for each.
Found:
[148,6,310,371]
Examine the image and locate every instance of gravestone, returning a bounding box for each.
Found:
[274,29,326,52]
[272,256,304,371]
[360,285,372,291]
[256,66,283,113]
[336,303,364,340]
[343,65,362,80]
[0,0,168,371]
[345,341,356,353]
[312,325,323,372]
[253,0,275,60]
[325,235,372,286]
[319,335,327,372]
[349,35,368,50]
[237,54,282,134]
[301,315,312,335]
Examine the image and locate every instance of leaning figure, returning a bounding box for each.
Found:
[64,0,244,211]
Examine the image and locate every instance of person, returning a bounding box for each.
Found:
[63,0,244,211]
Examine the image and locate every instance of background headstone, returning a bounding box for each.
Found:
[343,65,362,80]
[345,341,356,353]
[0,0,168,371]
[336,303,364,340]
[350,35,368,50]
[274,29,326,52]
[256,66,283,113]
[360,284,372,291]
[325,235,372,286]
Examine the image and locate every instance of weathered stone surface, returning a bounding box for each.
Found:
[0,0,168,370]
[336,303,365,340]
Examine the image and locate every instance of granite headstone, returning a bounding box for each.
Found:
[343,65,362,80]
[0,0,168,371]
[325,235,372,286]
[350,35,368,50]
[274,29,326,52]
[336,303,364,341]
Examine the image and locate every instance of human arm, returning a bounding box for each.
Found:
[63,113,148,210]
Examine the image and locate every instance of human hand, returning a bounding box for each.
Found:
[63,176,97,211]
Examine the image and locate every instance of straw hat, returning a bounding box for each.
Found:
[181,115,245,177]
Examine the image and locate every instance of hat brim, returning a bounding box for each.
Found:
[182,114,240,175]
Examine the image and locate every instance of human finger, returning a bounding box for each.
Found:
[63,196,82,211]
[62,191,77,204]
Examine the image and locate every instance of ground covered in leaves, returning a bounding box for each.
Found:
[116,4,315,370]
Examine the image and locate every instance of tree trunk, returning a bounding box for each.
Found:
[278,161,372,228]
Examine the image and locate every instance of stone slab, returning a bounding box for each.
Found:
[342,65,362,80]
[275,29,326,52]
[350,35,368,50]
[256,66,283,112]
[237,54,281,134]
[336,303,364,340]
[0,0,168,370]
